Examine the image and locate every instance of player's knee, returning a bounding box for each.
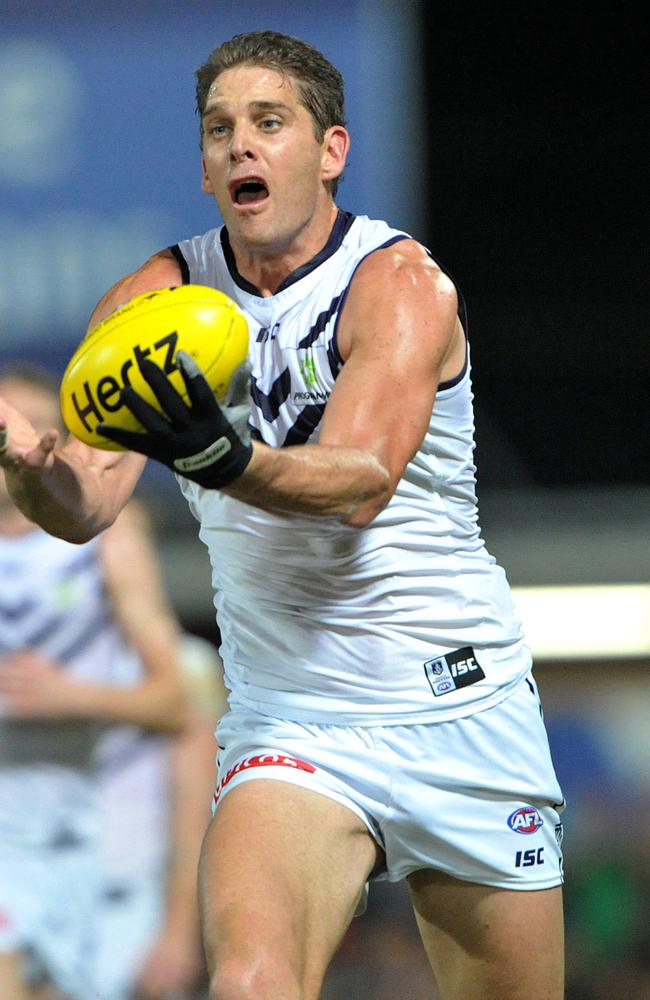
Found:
[208,953,303,1000]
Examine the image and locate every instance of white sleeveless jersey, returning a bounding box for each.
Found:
[0,529,141,844]
[172,212,532,725]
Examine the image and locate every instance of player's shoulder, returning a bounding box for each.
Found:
[88,249,183,331]
[138,247,184,284]
[349,235,457,306]
[120,247,186,299]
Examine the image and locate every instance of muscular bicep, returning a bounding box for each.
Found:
[319,242,461,491]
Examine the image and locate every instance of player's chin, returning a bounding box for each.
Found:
[229,201,272,227]
[228,211,280,248]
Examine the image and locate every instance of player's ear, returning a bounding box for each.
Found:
[201,157,214,195]
[321,125,349,187]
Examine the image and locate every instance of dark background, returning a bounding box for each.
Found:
[420,4,646,487]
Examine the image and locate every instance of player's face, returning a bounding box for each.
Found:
[200,64,348,257]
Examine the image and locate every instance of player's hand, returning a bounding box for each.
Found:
[98,351,253,489]
[0,398,59,472]
[0,651,78,718]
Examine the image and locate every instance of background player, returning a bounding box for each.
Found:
[0,365,192,999]
[94,632,227,1000]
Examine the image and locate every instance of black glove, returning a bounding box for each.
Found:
[98,351,253,488]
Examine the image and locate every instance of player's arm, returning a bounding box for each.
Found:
[0,251,181,542]
[67,500,187,730]
[133,638,227,997]
[228,240,463,526]
[132,719,214,997]
[134,713,219,996]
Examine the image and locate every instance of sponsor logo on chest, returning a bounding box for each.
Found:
[293,358,330,404]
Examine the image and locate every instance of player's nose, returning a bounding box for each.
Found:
[228,123,256,162]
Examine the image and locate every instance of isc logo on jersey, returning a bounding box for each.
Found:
[507,806,544,834]
[424,646,486,698]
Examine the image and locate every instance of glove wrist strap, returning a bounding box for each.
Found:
[173,436,234,474]
[175,441,253,489]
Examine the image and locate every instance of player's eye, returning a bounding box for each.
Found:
[259,118,281,131]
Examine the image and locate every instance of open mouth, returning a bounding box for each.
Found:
[231,180,269,205]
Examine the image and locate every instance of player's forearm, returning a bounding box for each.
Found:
[224,441,392,527]
[5,452,114,543]
[65,678,187,732]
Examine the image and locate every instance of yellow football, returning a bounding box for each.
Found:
[60,285,249,450]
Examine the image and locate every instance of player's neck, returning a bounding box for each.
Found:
[230,202,339,297]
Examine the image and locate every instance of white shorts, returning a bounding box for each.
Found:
[215,675,565,890]
[0,835,98,1000]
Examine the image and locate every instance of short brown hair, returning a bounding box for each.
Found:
[195,30,346,195]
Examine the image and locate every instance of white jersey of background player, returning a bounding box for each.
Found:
[0,370,184,1000]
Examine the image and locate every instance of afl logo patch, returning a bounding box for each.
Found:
[507,806,544,834]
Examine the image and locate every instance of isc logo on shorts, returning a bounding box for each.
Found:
[423,646,486,697]
[507,806,544,834]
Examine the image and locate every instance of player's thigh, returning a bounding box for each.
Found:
[408,869,564,1000]
[199,779,380,986]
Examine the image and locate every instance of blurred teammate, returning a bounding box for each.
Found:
[94,633,227,1000]
[0,366,187,1000]
[0,31,565,1000]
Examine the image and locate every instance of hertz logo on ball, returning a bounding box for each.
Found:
[60,285,249,451]
[68,330,179,433]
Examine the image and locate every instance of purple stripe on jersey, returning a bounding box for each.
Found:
[297,292,344,349]
[250,367,292,423]
[281,404,327,447]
